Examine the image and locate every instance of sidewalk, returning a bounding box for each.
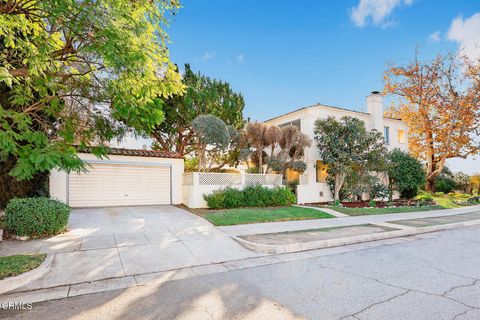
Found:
[218,205,480,236]
[223,205,480,254]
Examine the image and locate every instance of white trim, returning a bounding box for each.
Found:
[83,160,173,167]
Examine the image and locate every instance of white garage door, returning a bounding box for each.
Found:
[68,163,171,207]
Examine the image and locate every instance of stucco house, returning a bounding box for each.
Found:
[264,91,409,204]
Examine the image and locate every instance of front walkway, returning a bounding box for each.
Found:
[219,205,480,236]
[0,206,261,293]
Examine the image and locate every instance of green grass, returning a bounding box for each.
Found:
[203,206,334,226]
[0,253,46,280]
[430,193,471,209]
[330,206,442,216]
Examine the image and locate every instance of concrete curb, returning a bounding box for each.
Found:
[0,253,54,295]
[232,219,480,254]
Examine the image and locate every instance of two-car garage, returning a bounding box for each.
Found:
[50,148,184,208]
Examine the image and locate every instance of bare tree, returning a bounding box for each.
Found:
[264,125,283,173]
[246,122,268,173]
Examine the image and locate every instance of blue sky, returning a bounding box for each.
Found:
[165,0,480,173]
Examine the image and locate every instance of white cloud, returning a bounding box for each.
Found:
[447,13,480,59]
[350,0,413,27]
[236,53,245,63]
[429,31,441,42]
[201,51,216,61]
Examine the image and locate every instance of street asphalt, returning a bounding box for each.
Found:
[2,224,480,320]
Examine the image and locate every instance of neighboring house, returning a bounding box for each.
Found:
[264,91,409,204]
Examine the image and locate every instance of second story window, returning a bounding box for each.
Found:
[398,129,406,144]
[384,126,390,145]
[279,119,301,131]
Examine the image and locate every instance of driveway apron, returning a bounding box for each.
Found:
[2,206,260,293]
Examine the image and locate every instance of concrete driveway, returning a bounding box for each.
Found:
[1,206,260,292]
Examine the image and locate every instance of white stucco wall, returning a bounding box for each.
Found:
[49,169,68,203]
[384,118,409,152]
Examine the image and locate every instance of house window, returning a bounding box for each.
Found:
[384,126,390,145]
[316,161,328,183]
[286,168,300,183]
[279,119,301,131]
[398,129,406,144]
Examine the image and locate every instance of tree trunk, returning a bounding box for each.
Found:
[265,145,275,173]
[425,178,435,193]
[257,148,263,174]
[333,173,345,201]
[333,185,341,202]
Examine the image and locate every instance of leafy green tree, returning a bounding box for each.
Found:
[191,115,231,172]
[453,172,471,194]
[0,0,183,207]
[314,116,387,201]
[151,64,245,156]
[386,148,426,201]
[434,166,457,193]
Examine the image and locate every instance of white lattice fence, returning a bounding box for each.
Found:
[245,174,282,186]
[198,172,242,185]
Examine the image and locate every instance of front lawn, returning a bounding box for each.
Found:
[430,193,471,209]
[0,253,46,280]
[330,205,442,216]
[203,206,334,226]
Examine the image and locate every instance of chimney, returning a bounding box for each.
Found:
[366,91,383,132]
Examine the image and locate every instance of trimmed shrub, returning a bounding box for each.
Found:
[242,185,271,207]
[435,176,456,193]
[203,185,296,209]
[203,190,226,209]
[416,191,434,201]
[5,197,70,237]
[270,186,296,206]
[401,187,419,199]
[222,188,245,208]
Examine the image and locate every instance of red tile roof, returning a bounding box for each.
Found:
[77,147,183,159]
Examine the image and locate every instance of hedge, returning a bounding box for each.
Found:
[5,197,71,237]
[204,185,296,209]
